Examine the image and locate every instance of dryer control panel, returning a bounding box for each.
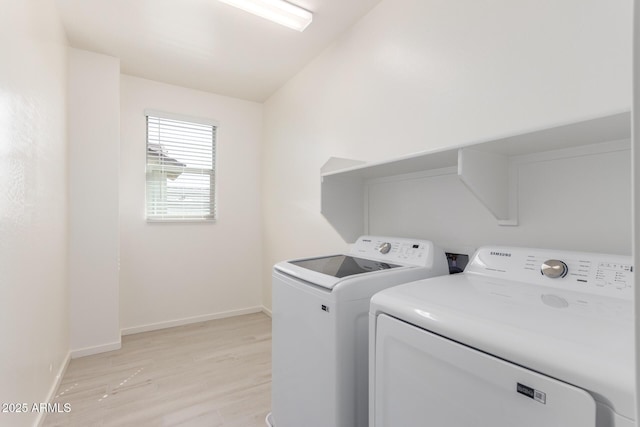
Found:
[350,236,439,267]
[466,246,633,300]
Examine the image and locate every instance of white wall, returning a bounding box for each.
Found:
[262,0,633,309]
[632,0,639,422]
[0,1,69,426]
[68,48,121,357]
[120,75,263,333]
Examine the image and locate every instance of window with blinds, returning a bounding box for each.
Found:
[145,111,217,221]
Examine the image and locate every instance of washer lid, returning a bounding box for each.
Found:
[289,255,400,278]
[275,255,401,290]
[370,273,635,420]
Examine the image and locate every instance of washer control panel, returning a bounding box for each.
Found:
[466,246,633,299]
[351,236,437,267]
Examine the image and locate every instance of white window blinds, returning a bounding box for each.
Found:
[145,112,217,221]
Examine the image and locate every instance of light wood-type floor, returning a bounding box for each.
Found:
[43,313,272,427]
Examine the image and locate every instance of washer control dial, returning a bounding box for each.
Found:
[541,259,568,278]
[377,242,392,254]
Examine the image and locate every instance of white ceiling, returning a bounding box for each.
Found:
[55,0,382,102]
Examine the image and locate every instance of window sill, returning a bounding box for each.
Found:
[146,218,217,224]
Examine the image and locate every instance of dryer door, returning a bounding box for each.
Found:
[372,314,596,427]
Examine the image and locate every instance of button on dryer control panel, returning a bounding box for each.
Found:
[540,260,568,278]
[594,262,633,290]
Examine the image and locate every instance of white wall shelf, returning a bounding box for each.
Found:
[321,111,631,242]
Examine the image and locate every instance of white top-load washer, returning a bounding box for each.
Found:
[268,236,449,427]
[369,246,634,427]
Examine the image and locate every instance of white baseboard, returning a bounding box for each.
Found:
[120,306,264,336]
[70,341,122,359]
[35,351,71,427]
[261,306,272,317]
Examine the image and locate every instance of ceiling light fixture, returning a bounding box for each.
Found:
[218,0,313,32]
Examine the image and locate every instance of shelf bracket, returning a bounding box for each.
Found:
[321,157,366,175]
[319,158,368,242]
[458,148,517,226]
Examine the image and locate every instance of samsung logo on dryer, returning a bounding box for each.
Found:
[490,251,512,257]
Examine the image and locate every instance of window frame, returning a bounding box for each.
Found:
[144,109,218,223]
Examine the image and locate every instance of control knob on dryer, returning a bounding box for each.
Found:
[541,259,568,278]
[377,242,392,254]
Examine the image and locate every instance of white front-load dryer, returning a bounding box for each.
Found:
[269,236,449,427]
[369,246,634,427]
